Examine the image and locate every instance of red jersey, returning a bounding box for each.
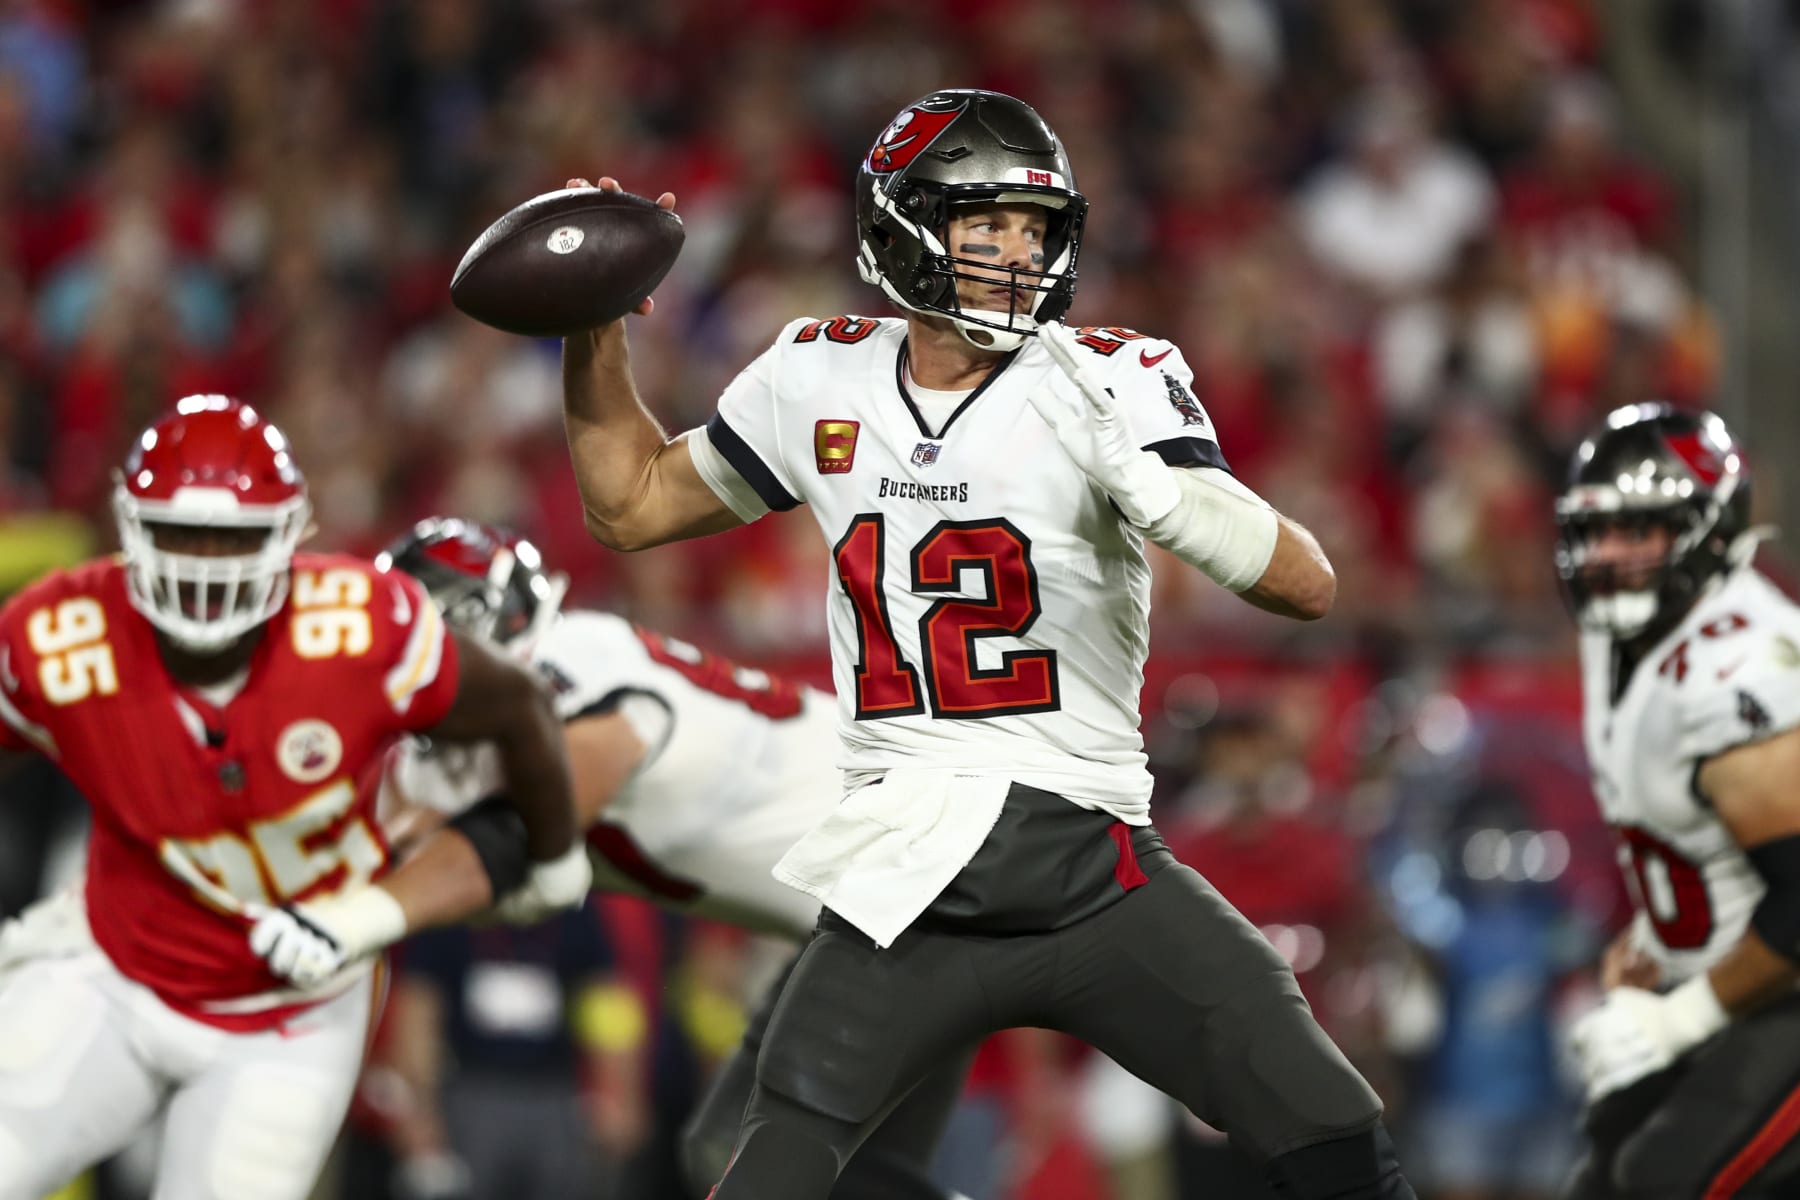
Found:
[0,553,460,1030]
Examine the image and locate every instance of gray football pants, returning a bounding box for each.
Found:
[1567,991,1800,1198]
[680,957,968,1199]
[708,859,1398,1199]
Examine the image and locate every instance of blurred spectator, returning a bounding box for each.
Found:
[1297,86,1495,304]
[1374,234,1538,432]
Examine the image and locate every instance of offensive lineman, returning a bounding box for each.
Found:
[556,89,1413,1198]
[248,516,968,1200]
[0,397,587,1200]
[1558,404,1800,1195]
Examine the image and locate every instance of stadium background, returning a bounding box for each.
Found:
[2,0,1798,1197]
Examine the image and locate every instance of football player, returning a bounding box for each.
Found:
[553,89,1414,1199]
[0,396,587,1200]
[1558,404,1800,1196]
[250,515,969,1200]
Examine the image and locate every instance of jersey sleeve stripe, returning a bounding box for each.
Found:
[385,600,447,714]
[686,426,771,523]
[705,412,801,512]
[1144,436,1231,474]
[0,683,56,756]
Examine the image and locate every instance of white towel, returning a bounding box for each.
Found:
[773,768,1010,948]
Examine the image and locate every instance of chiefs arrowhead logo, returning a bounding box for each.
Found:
[867,104,964,175]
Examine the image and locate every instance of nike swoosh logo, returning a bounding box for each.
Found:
[391,584,412,626]
[1140,347,1172,368]
[1718,657,1748,681]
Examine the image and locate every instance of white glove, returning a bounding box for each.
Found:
[1571,978,1727,1102]
[248,887,407,989]
[494,841,594,925]
[1032,323,1181,528]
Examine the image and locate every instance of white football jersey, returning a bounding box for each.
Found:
[390,611,838,940]
[1581,567,1800,982]
[692,316,1229,819]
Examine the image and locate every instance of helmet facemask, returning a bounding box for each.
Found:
[1555,471,1745,641]
[114,485,311,653]
[858,180,1087,352]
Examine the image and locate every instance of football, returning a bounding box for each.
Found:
[449,188,685,337]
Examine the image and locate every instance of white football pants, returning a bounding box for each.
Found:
[0,942,376,1200]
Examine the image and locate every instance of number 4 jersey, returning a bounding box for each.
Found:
[0,554,460,1028]
[1581,566,1800,982]
[688,317,1229,817]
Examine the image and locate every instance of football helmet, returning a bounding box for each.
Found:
[1555,402,1752,640]
[113,395,311,653]
[856,89,1088,352]
[376,517,567,655]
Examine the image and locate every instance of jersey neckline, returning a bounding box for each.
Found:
[892,336,1021,441]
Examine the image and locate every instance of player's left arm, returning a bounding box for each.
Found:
[1033,325,1334,619]
[1188,478,1335,621]
[1699,724,1800,1012]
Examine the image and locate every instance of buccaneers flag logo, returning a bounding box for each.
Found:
[867,103,964,175]
[1664,430,1729,486]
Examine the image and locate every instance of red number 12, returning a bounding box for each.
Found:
[833,515,1060,720]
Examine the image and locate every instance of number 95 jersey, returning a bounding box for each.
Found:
[692,317,1229,816]
[0,554,460,1029]
[1582,567,1800,983]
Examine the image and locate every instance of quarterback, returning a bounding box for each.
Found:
[557,89,1414,1199]
[0,397,585,1200]
[1560,404,1800,1195]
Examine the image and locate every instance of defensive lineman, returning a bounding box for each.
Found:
[559,89,1413,1198]
[1560,404,1800,1195]
[0,397,585,1200]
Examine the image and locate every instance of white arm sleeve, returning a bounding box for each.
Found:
[685,427,770,523]
[1140,466,1278,593]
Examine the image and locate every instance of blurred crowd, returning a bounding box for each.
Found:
[0,0,1775,1197]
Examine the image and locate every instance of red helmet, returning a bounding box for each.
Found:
[112,395,312,651]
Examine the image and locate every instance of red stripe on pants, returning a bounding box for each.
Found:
[1706,1079,1800,1197]
[1109,823,1148,890]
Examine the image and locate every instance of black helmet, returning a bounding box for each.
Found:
[1554,403,1752,640]
[855,89,1088,351]
[376,517,567,652]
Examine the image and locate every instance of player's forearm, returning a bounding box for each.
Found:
[1238,517,1336,621]
[562,324,675,549]
[493,676,581,861]
[373,830,497,936]
[1138,469,1331,619]
[1707,927,1800,1015]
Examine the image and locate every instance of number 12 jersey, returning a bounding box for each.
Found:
[691,316,1229,817]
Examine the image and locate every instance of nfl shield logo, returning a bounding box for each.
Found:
[911,441,941,468]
